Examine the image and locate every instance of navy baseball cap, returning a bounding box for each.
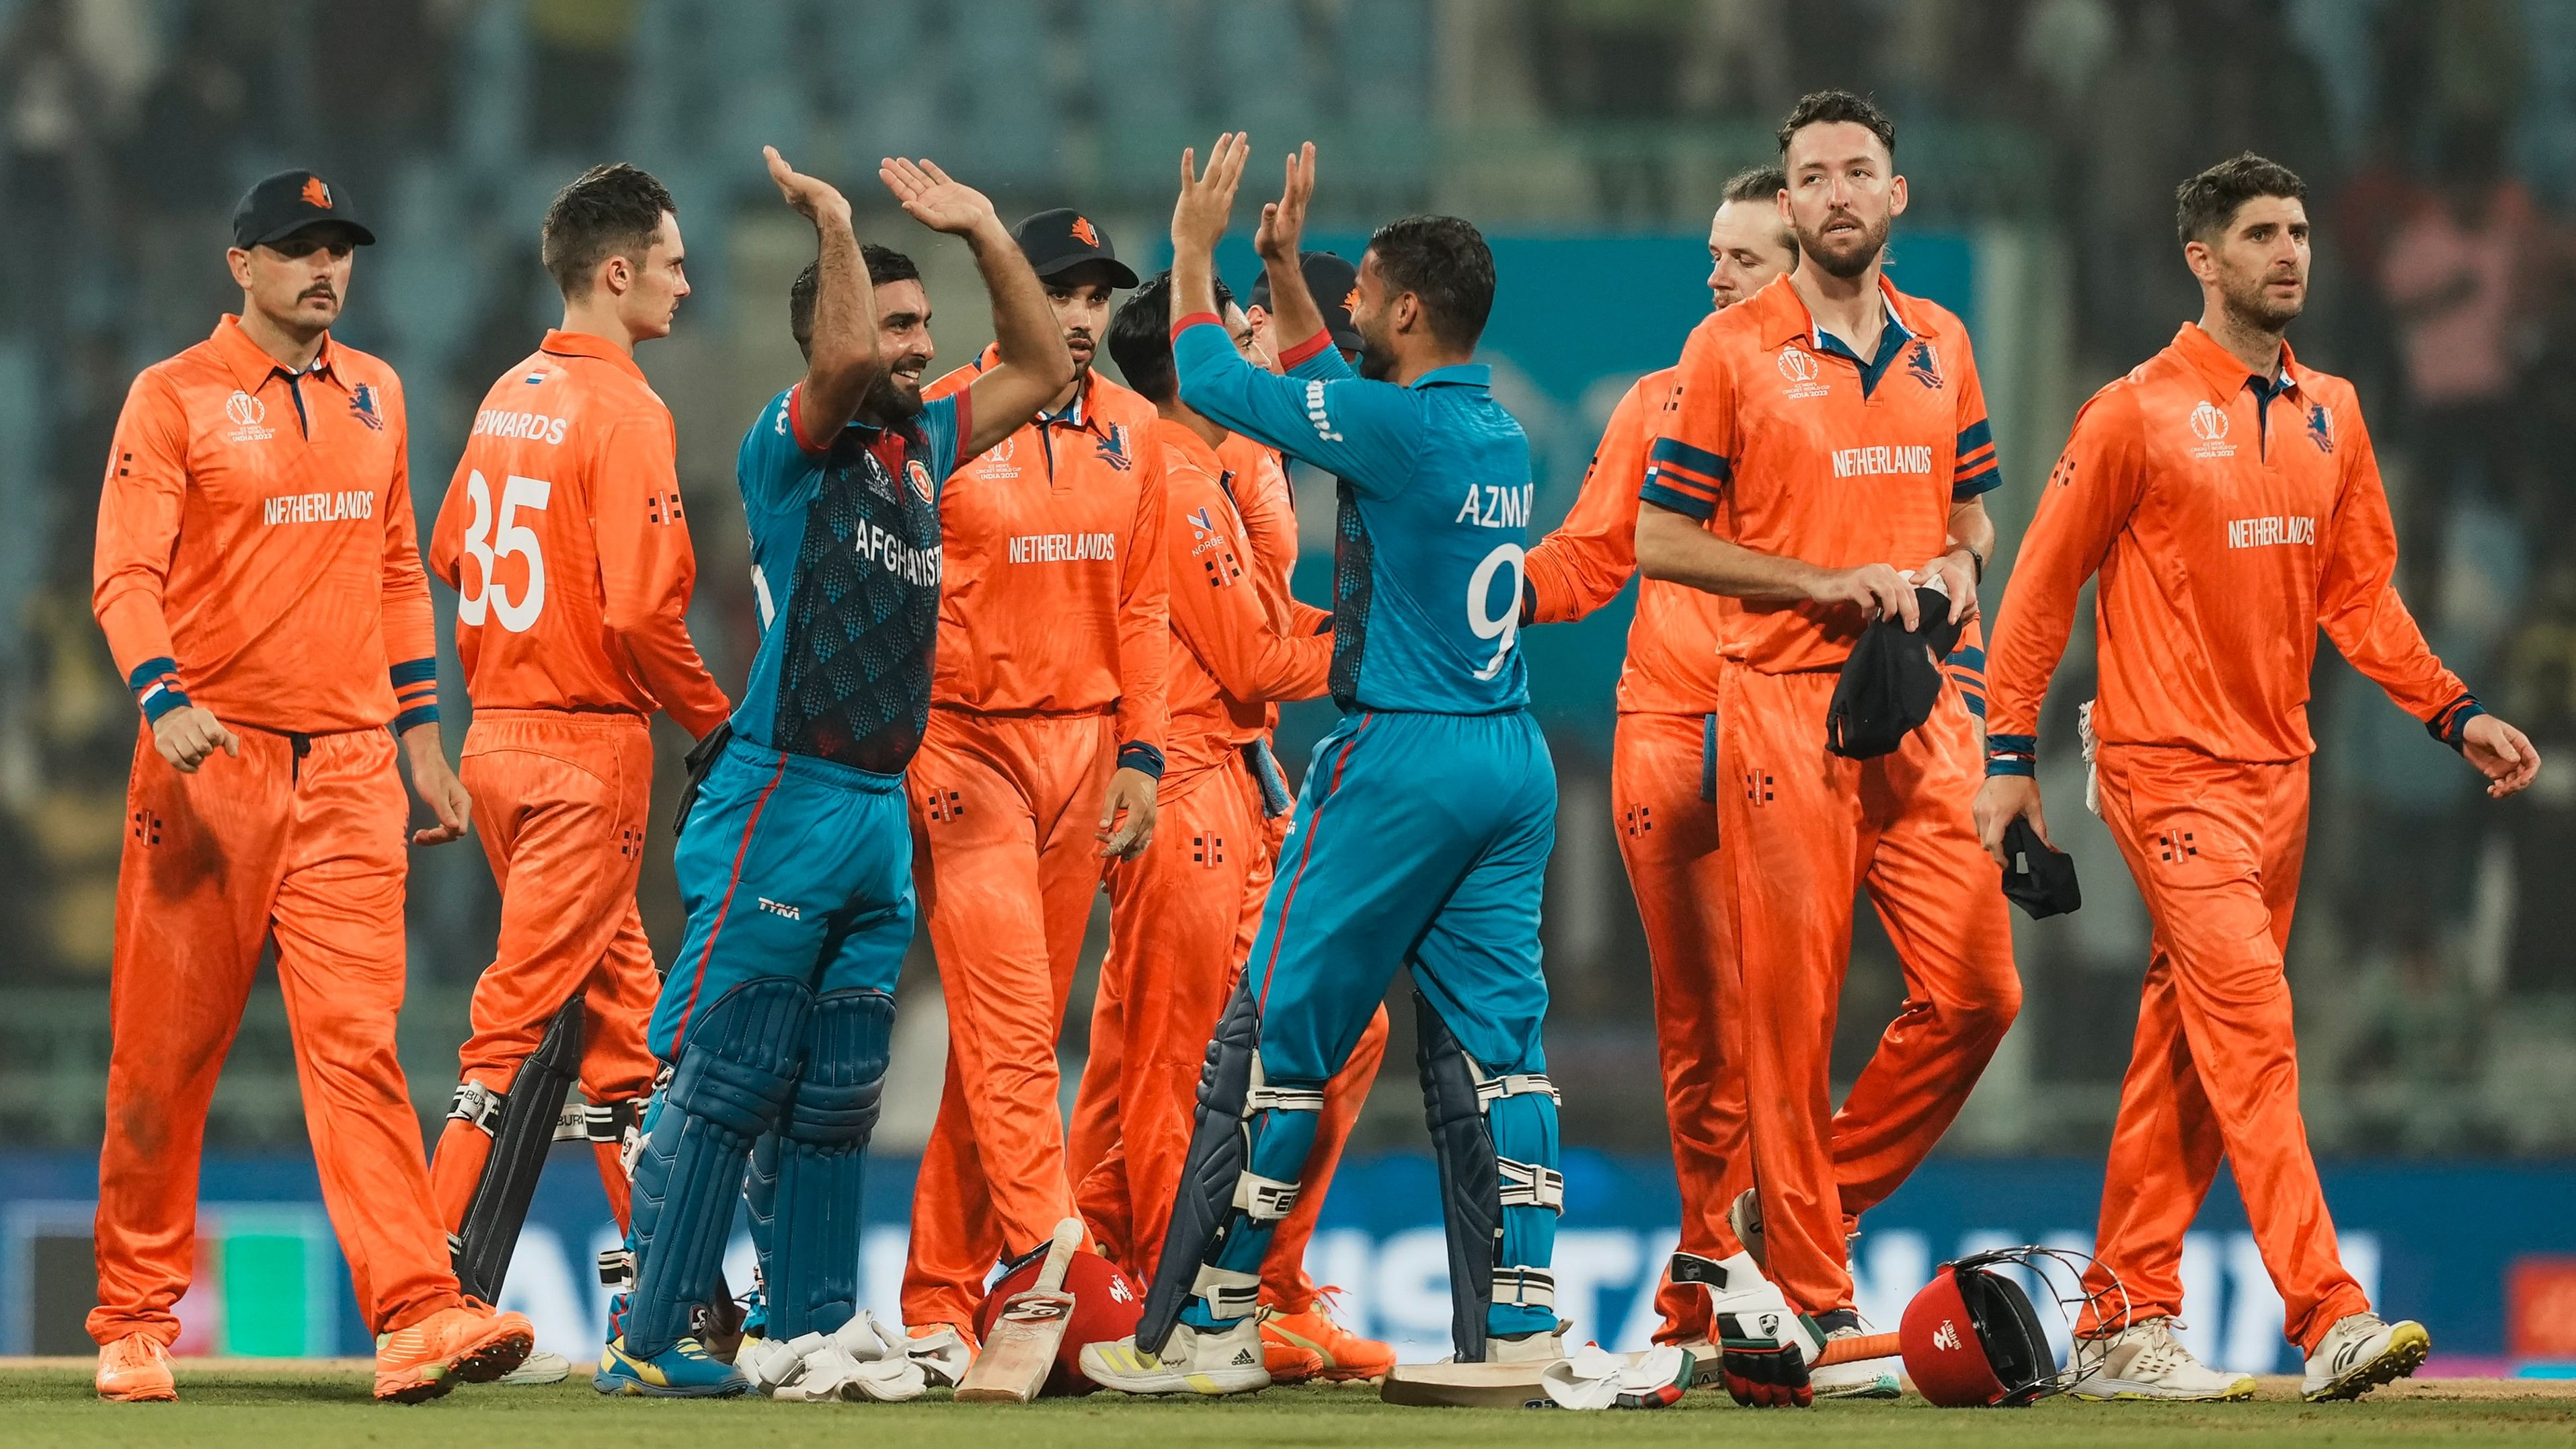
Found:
[1013,208,1138,288]
[231,170,376,249]
[1251,250,1363,353]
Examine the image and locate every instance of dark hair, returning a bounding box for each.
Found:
[2175,152,2308,245]
[541,163,676,299]
[791,243,919,350]
[1723,165,1786,205]
[1363,215,1495,350]
[1776,89,1896,160]
[1107,269,1235,404]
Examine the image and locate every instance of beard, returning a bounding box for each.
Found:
[1796,208,1891,280]
[861,366,926,422]
[2222,269,2306,333]
[1356,315,1399,380]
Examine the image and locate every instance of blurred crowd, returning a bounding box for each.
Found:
[2,0,2571,1154]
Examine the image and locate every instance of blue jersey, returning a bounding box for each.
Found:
[1174,325,1531,714]
[732,384,967,775]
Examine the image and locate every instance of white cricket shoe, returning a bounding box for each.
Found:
[746,1313,927,1403]
[1486,1325,1569,1364]
[1080,1320,1271,1397]
[2068,1318,2256,1401]
[2302,1313,2429,1402]
[1809,1312,1902,1400]
[902,1323,974,1388]
[498,1349,572,1385]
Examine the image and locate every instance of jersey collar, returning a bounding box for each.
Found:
[1409,362,1490,390]
[210,314,342,393]
[2173,321,2303,398]
[541,327,649,384]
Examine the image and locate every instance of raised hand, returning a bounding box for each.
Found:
[1253,141,1317,266]
[1172,132,1251,258]
[765,145,851,229]
[881,157,999,237]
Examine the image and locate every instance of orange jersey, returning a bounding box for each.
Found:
[94,316,436,734]
[1153,420,1333,779]
[1643,274,2001,674]
[1984,323,2474,765]
[924,355,1169,768]
[426,331,730,738]
[1214,432,1301,622]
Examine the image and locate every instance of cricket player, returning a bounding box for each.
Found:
[899,207,1171,1348]
[1068,270,1395,1381]
[90,169,533,1404]
[425,163,731,1385]
[1083,137,1567,1394]
[1517,165,1817,1365]
[1977,152,2541,1403]
[1631,91,2021,1401]
[601,150,1072,1397]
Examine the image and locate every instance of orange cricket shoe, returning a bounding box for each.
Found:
[1261,1291,1396,1382]
[95,1331,178,1402]
[374,1299,536,1403]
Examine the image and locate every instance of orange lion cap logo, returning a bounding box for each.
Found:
[1343,286,1362,314]
[1070,215,1099,247]
[301,176,334,209]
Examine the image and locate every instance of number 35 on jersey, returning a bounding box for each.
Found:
[455,468,551,632]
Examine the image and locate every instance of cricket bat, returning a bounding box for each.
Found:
[1815,1331,1901,1365]
[955,1217,1083,1403]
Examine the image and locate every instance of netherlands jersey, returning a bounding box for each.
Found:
[1172,319,1532,715]
[731,383,968,775]
[1643,273,2000,674]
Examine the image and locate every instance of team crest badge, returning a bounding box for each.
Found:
[349,382,384,430]
[1906,339,1943,390]
[2306,401,2333,454]
[301,175,333,209]
[906,458,935,503]
[1096,423,1132,471]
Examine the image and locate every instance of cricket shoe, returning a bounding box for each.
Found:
[593,1333,750,1397]
[1809,1309,1901,1400]
[2302,1313,2430,1402]
[375,1300,535,1403]
[1081,1319,1272,1396]
[1261,1291,1395,1382]
[904,1321,976,1387]
[95,1332,177,1402]
[499,1349,572,1385]
[1487,1324,1571,1363]
[2067,1318,2255,1402]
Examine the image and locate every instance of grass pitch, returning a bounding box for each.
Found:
[4,1362,2571,1448]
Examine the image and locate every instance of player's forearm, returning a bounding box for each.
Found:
[976,216,1071,392]
[1945,496,1996,570]
[1259,248,1329,361]
[1522,528,1635,625]
[1633,504,1824,604]
[798,208,881,438]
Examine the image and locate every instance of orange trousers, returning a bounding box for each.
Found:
[2080,746,2367,1354]
[901,709,1116,1329]
[1068,758,1387,1309]
[1717,665,2021,1315]
[428,711,664,1235]
[91,726,459,1345]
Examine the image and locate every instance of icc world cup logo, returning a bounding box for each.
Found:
[225,391,265,427]
[1777,346,1818,383]
[2189,400,2229,442]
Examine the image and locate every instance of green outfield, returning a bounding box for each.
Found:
[5,1365,2573,1449]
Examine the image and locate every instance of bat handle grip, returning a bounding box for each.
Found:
[1036,1216,1083,1294]
[1813,1330,1901,1366]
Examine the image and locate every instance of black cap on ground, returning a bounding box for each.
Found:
[231,170,376,250]
[1250,250,1363,353]
[1013,208,1139,288]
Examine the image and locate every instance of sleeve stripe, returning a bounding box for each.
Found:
[393,703,440,734]
[1639,479,1716,521]
[1277,329,1335,370]
[785,384,831,456]
[1955,442,1998,474]
[1648,436,1732,479]
[1648,461,1726,497]
[126,656,180,693]
[1117,741,1167,780]
[1953,465,2002,500]
[1956,418,1994,454]
[1169,311,1222,342]
[389,658,438,687]
[1949,645,1987,671]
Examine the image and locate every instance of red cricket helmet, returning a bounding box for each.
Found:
[972,1245,1145,1397]
[1900,1248,2091,1407]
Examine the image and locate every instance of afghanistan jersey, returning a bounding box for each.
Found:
[731,383,968,775]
